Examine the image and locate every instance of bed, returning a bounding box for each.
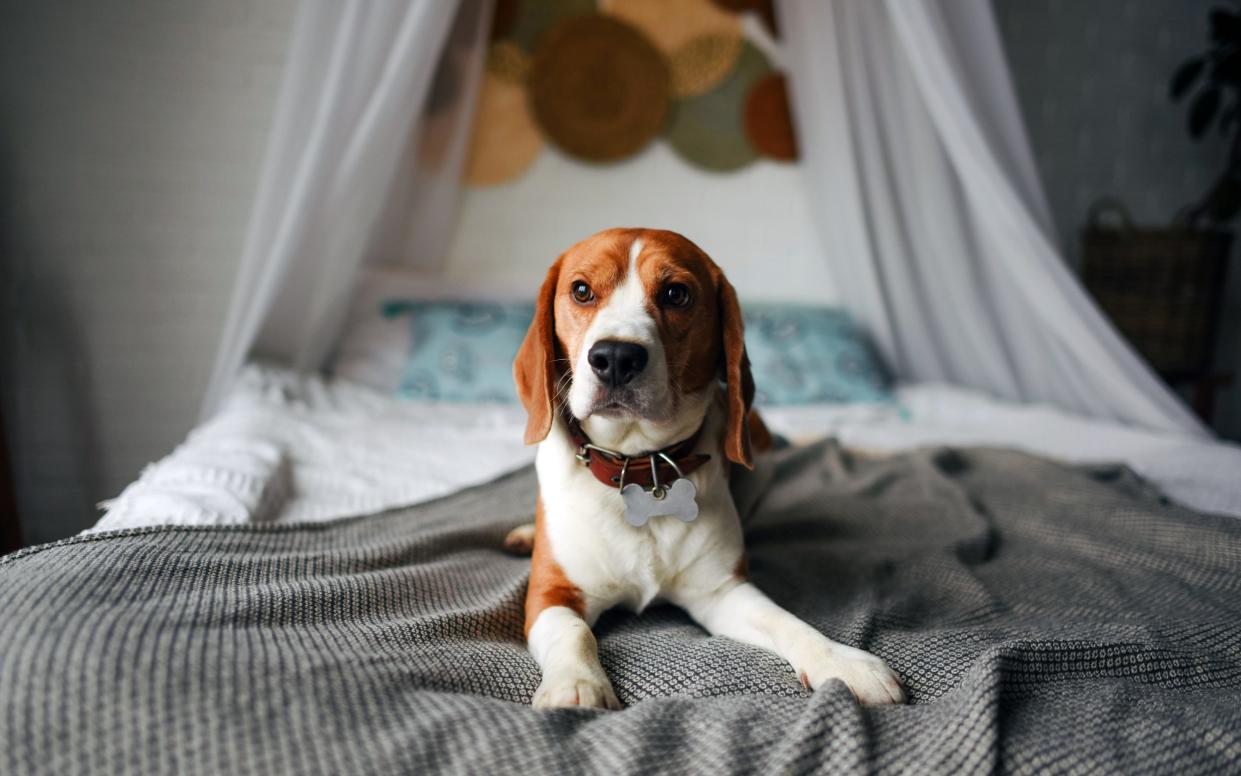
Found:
[6,317,1241,773]
[3,360,1239,773]
[94,364,1241,532]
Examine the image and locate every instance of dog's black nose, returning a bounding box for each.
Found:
[588,340,648,387]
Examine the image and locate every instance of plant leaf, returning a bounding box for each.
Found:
[1171,57,1206,100]
[1214,49,1241,84]
[1210,8,1241,43]
[1208,176,1241,222]
[1220,105,1237,135]
[1190,86,1222,138]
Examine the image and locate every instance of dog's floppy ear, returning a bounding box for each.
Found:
[717,273,756,469]
[514,257,563,445]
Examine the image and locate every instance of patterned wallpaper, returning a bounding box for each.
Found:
[994,0,1241,439]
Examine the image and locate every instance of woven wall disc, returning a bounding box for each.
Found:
[743,72,797,160]
[486,40,531,85]
[665,41,770,171]
[528,15,670,163]
[604,0,742,55]
[668,33,742,98]
[507,0,595,50]
[464,71,543,186]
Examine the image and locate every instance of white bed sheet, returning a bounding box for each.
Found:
[92,365,1241,534]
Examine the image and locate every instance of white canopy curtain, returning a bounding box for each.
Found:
[200,0,490,418]
[779,0,1207,437]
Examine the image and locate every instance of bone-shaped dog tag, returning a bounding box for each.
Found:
[621,479,699,527]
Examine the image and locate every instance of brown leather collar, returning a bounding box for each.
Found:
[564,410,711,490]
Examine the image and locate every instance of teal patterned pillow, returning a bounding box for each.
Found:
[741,303,891,404]
[381,300,533,402]
[380,300,891,404]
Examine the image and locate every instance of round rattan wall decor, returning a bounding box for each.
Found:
[486,40,531,85]
[528,15,671,163]
[668,33,743,98]
[604,0,742,55]
[743,72,797,160]
[506,0,596,50]
[464,70,544,186]
[664,40,770,171]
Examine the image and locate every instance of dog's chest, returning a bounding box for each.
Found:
[538,446,734,615]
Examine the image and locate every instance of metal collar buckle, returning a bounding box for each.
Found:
[576,442,686,496]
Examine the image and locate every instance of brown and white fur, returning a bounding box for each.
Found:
[507,228,905,710]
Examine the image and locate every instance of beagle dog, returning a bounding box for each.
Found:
[506,228,905,710]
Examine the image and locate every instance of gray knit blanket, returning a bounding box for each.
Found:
[3,441,1240,775]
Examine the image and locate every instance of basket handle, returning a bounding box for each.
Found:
[1086,197,1135,233]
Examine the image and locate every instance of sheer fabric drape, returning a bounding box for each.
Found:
[779,0,1205,436]
[201,0,488,418]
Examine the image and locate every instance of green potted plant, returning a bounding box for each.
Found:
[1078,5,1235,394]
[1171,3,1241,224]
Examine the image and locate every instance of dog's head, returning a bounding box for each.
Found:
[514,228,757,468]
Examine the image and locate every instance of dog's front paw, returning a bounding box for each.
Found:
[532,671,622,711]
[503,523,536,555]
[795,641,906,706]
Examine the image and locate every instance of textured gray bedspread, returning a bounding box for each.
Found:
[3,441,1240,775]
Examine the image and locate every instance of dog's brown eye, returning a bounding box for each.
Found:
[571,281,594,304]
[661,283,692,308]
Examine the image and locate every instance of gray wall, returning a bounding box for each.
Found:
[0,1,296,544]
[994,0,1241,440]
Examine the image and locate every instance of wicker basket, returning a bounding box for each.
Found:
[1080,199,1231,377]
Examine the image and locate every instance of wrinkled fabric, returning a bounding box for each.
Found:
[4,441,1239,774]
